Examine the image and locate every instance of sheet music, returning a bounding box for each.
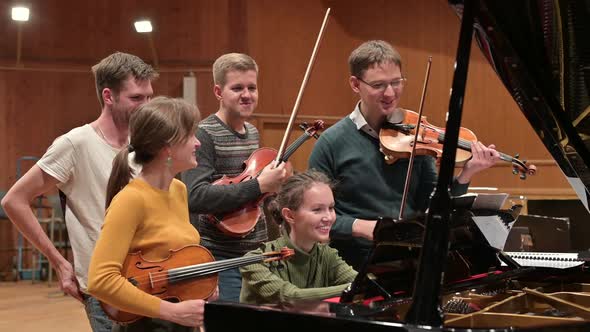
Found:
[566,176,589,210]
[472,215,512,250]
[471,193,509,210]
[503,252,584,269]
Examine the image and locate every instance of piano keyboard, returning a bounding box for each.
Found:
[503,252,585,269]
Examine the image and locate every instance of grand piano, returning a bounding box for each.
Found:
[205,0,590,330]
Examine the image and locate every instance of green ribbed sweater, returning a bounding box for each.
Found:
[239,233,358,304]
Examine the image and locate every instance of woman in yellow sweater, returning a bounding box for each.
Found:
[88,96,215,331]
[240,170,357,304]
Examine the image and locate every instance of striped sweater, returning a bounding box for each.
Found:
[182,114,267,257]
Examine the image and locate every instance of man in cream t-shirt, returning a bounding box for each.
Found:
[37,124,133,292]
[2,52,157,332]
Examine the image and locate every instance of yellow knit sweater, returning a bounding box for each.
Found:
[88,178,201,318]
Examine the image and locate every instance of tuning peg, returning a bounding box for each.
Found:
[514,153,520,159]
[520,173,526,180]
[512,168,519,175]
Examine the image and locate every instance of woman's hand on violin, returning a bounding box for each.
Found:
[258,161,288,194]
[208,286,219,302]
[457,141,501,183]
[159,299,205,327]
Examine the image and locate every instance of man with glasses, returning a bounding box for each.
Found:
[308,40,499,269]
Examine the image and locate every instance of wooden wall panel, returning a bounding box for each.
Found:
[245,0,572,196]
[0,70,218,190]
[1,0,573,195]
[0,71,96,189]
[0,0,232,65]
[0,0,228,275]
[152,71,218,120]
[0,0,580,275]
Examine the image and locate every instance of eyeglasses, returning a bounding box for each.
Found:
[356,77,407,92]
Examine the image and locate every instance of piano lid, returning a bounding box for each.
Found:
[450,0,590,210]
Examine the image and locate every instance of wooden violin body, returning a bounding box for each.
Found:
[207,121,324,237]
[100,244,294,324]
[100,245,217,324]
[380,110,477,166]
[208,147,284,237]
[379,109,536,179]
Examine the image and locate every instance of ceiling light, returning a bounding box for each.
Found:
[134,20,152,33]
[12,6,30,22]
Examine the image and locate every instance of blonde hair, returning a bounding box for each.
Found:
[348,40,402,79]
[92,52,159,108]
[212,53,258,87]
[106,96,200,207]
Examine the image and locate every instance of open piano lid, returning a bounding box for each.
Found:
[451,0,590,210]
[205,1,590,331]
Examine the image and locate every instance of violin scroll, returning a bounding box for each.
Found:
[262,247,295,263]
[300,120,325,139]
[510,154,537,179]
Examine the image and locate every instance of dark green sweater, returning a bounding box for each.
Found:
[308,116,469,261]
[239,232,357,304]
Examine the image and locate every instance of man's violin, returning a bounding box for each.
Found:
[100,245,294,324]
[207,121,324,237]
[379,109,537,179]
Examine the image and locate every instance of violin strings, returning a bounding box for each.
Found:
[147,257,263,284]
[283,134,309,161]
[132,254,274,284]
[253,133,311,180]
[129,255,259,283]
[436,132,511,162]
[165,256,267,284]
[139,255,265,284]
[172,255,262,275]
[411,123,514,164]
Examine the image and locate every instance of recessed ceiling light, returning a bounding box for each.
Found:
[134,20,153,33]
[12,6,30,22]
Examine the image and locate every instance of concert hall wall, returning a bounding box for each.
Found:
[0,0,580,276]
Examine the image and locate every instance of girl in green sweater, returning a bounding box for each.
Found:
[240,170,357,304]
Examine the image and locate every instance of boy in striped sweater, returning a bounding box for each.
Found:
[183,53,287,302]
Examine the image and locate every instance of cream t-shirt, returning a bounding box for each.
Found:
[38,124,135,292]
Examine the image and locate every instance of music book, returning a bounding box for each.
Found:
[472,193,509,210]
[502,252,584,269]
[453,193,509,210]
[453,193,513,250]
[472,215,514,250]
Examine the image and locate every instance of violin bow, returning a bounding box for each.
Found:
[399,56,433,221]
[274,8,331,164]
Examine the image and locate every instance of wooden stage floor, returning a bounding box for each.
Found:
[0,281,90,331]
